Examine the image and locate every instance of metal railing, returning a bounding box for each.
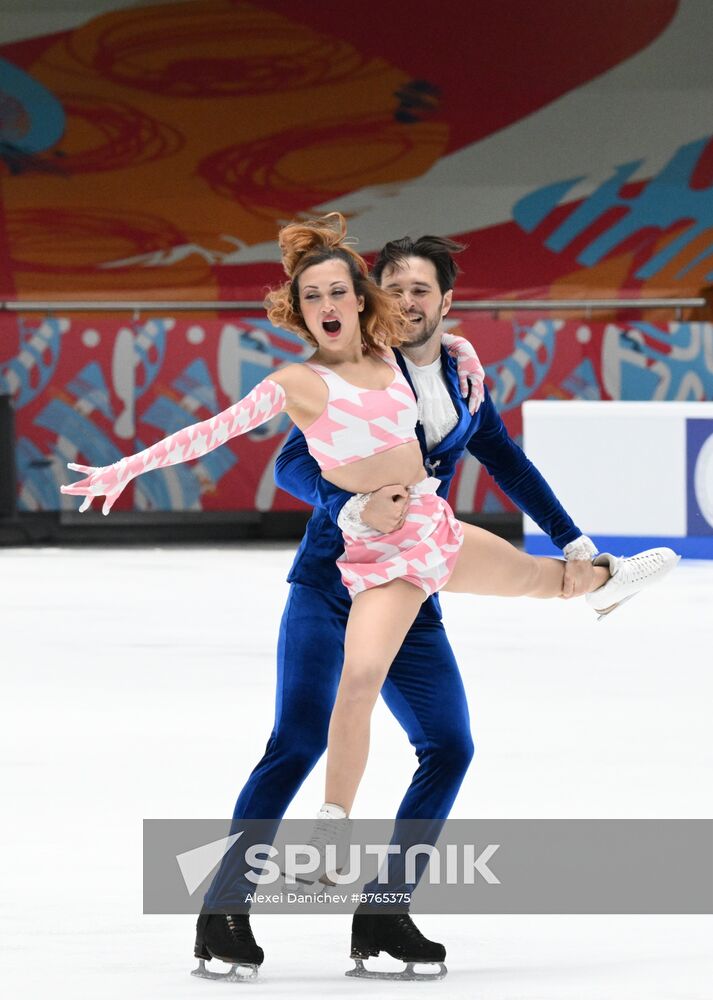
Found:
[453,297,706,312]
[0,296,707,315]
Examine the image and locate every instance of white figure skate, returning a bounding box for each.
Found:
[585,547,680,620]
[282,803,350,887]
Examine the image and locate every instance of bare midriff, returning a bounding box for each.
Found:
[320,440,427,494]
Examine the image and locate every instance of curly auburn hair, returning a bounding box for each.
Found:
[265,213,407,352]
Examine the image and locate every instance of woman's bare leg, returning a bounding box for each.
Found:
[325,579,425,814]
[323,525,608,814]
[443,521,609,597]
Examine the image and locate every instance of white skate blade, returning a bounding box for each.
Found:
[345,957,448,981]
[595,594,636,622]
[280,872,341,888]
[281,861,345,888]
[191,957,259,982]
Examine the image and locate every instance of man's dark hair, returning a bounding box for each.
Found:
[371,235,465,294]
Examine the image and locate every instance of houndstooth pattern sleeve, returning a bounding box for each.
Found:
[61,379,287,514]
[441,332,485,414]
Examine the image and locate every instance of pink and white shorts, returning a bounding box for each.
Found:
[337,477,464,599]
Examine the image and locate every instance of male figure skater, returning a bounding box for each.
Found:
[195,236,598,980]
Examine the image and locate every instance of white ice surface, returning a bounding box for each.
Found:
[1,544,711,999]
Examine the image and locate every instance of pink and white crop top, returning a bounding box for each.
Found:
[60,353,420,515]
[303,352,419,471]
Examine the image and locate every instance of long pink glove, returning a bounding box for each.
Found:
[61,378,287,515]
[441,333,485,414]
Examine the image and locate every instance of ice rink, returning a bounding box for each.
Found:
[3,543,712,999]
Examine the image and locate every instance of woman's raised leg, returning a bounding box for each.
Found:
[325,579,425,815]
[442,521,609,597]
[322,523,610,815]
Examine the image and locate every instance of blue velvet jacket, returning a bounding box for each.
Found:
[274,346,582,611]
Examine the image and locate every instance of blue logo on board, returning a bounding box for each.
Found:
[686,419,713,536]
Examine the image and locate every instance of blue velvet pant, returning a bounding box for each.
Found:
[203,582,474,909]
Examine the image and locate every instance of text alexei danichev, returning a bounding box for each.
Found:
[244,891,414,905]
[245,891,346,904]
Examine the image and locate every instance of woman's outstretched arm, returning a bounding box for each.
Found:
[61,377,288,515]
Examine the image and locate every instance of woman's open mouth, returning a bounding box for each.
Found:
[322,319,342,337]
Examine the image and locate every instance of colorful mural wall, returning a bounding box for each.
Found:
[3,311,712,513]
[1,0,712,513]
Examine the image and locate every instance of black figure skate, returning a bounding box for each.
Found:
[191,912,264,983]
[346,905,447,981]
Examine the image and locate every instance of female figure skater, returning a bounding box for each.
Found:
[61,214,678,836]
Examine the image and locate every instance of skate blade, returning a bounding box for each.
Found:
[281,869,343,888]
[345,958,447,981]
[595,594,636,622]
[191,958,259,983]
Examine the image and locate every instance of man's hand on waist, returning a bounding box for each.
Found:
[337,484,410,534]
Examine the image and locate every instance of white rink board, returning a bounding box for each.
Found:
[522,400,713,556]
